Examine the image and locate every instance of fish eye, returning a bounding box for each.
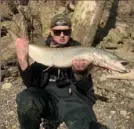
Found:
[121,61,128,66]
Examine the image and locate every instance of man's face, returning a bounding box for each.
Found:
[50,26,71,44]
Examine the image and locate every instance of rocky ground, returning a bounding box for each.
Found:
[0,0,134,129]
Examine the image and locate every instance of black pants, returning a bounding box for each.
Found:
[16,82,99,129]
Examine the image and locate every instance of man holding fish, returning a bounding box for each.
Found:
[15,14,104,129]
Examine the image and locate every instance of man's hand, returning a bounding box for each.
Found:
[15,38,29,70]
[72,59,91,73]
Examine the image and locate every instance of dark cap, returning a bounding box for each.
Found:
[50,14,72,28]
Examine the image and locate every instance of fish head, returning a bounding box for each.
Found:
[93,49,129,73]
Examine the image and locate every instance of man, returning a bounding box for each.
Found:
[16,13,99,129]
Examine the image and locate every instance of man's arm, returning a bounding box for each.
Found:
[16,38,48,88]
[16,38,33,87]
[18,61,48,88]
[16,38,29,70]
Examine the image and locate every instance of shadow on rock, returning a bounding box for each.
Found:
[93,0,119,46]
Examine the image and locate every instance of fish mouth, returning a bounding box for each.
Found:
[112,60,129,73]
[103,60,129,73]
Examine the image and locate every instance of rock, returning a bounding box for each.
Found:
[7,110,15,116]
[110,111,116,115]
[1,126,7,129]
[130,31,134,39]
[8,67,18,77]
[126,115,130,119]
[1,70,11,82]
[120,88,126,93]
[100,75,107,81]
[128,100,134,109]
[1,26,8,37]
[129,93,134,98]
[130,113,134,122]
[57,7,66,13]
[116,26,129,38]
[1,82,12,90]
[104,118,116,129]
[119,126,126,129]
[108,28,124,44]
[11,125,17,129]
[130,81,134,86]
[120,110,127,116]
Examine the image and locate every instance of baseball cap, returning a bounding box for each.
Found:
[50,13,72,28]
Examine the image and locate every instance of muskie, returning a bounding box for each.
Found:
[29,44,128,73]
[8,29,129,73]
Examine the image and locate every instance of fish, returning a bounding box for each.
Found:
[7,29,129,73]
[29,44,129,73]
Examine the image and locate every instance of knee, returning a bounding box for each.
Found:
[16,87,39,113]
[16,87,33,103]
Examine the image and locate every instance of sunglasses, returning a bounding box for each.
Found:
[53,29,71,36]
